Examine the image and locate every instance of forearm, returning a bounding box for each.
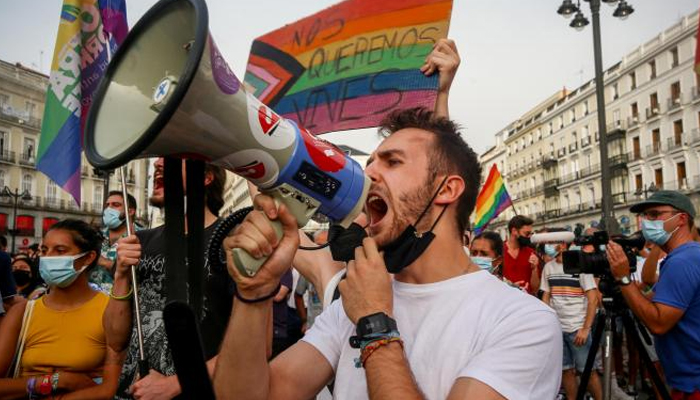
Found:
[294,234,344,303]
[103,274,133,352]
[60,346,125,400]
[530,268,541,293]
[214,299,272,400]
[365,342,424,400]
[0,378,33,400]
[642,248,661,286]
[434,90,449,118]
[0,302,25,376]
[583,291,598,329]
[620,285,664,334]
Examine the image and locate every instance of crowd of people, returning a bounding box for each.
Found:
[0,38,698,400]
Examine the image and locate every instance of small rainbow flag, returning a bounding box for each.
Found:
[473,164,512,235]
[244,0,453,135]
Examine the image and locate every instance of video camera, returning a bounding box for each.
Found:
[562,230,645,278]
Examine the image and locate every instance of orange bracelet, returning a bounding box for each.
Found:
[359,337,404,368]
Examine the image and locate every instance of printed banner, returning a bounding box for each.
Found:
[37,0,128,204]
[244,0,453,135]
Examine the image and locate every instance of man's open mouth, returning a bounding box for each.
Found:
[366,193,388,227]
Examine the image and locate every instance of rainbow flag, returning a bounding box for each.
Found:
[473,164,512,235]
[244,0,453,135]
[37,0,128,204]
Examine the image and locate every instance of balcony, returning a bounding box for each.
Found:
[630,150,643,161]
[542,154,558,168]
[667,136,686,151]
[612,192,627,204]
[646,107,660,120]
[609,154,629,169]
[581,137,591,148]
[627,115,640,129]
[667,96,682,112]
[560,171,580,185]
[645,142,662,157]
[556,148,566,157]
[606,120,626,133]
[0,106,42,129]
[91,202,102,213]
[44,197,61,209]
[19,152,35,167]
[0,150,15,164]
[580,163,601,178]
[569,142,578,153]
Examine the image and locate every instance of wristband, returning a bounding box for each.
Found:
[234,283,281,304]
[355,336,404,368]
[38,374,52,396]
[27,377,38,399]
[109,285,134,301]
[51,372,59,393]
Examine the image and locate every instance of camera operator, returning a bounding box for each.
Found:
[607,191,700,398]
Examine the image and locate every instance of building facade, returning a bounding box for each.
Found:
[487,10,700,235]
[0,59,150,252]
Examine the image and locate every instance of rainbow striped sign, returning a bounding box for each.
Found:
[244,0,453,135]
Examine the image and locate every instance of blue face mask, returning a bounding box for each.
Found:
[39,252,88,288]
[642,214,680,246]
[471,256,495,273]
[544,244,559,258]
[102,208,124,230]
[569,245,581,251]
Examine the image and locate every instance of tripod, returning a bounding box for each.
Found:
[577,286,670,400]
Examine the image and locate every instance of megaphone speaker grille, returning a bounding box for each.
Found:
[85,0,208,169]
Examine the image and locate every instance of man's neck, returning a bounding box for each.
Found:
[507,236,520,251]
[184,207,219,233]
[109,224,128,242]
[395,231,477,285]
[664,228,694,254]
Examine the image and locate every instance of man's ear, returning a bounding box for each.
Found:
[434,175,465,206]
[204,169,214,187]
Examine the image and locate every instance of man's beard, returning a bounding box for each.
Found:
[149,195,164,208]
[379,177,437,247]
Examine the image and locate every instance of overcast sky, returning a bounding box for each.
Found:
[1,0,698,156]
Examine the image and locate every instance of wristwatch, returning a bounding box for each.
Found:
[349,312,397,348]
[619,275,632,286]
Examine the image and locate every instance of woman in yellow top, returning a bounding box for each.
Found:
[0,219,124,400]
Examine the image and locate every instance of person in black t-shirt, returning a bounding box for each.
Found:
[106,159,232,400]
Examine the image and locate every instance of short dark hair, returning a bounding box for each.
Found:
[508,215,534,233]
[378,107,481,233]
[0,235,7,248]
[205,164,226,216]
[474,231,503,257]
[47,219,103,269]
[107,190,137,210]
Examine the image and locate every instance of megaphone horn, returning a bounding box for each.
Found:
[84,0,370,276]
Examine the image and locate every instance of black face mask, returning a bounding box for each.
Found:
[12,270,31,286]
[380,177,449,274]
[329,222,368,263]
[517,236,531,248]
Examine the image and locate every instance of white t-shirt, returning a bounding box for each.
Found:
[540,260,597,333]
[302,271,562,400]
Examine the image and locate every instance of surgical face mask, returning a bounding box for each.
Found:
[641,214,680,246]
[102,207,124,230]
[544,244,559,258]
[471,256,495,273]
[39,252,88,288]
[569,245,581,251]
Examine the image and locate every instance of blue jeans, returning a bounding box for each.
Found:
[562,330,593,372]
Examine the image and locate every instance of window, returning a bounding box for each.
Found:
[0,170,5,188]
[677,162,687,187]
[22,173,32,194]
[93,184,103,209]
[46,179,57,200]
[670,47,679,68]
[25,101,36,118]
[671,81,681,104]
[652,129,661,152]
[613,109,621,126]
[635,174,643,191]
[612,83,619,100]
[631,103,639,119]
[571,109,576,122]
[633,137,641,159]
[0,94,9,110]
[650,93,659,110]
[674,119,684,145]
[649,60,657,79]
[0,131,7,154]
[629,72,637,90]
[559,116,564,129]
[23,137,35,160]
[583,101,589,115]
[655,168,663,187]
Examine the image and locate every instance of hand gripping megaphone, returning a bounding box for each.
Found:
[84,0,370,277]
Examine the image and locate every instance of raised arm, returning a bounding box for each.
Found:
[421,38,460,118]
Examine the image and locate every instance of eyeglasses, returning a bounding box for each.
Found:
[638,210,679,220]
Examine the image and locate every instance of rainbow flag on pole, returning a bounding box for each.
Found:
[473,164,512,235]
[37,0,128,204]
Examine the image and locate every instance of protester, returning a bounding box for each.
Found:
[0,219,123,399]
[11,254,45,299]
[91,190,139,293]
[541,233,603,400]
[503,215,540,294]
[608,190,700,397]
[469,230,503,276]
[108,158,233,400]
[214,107,562,399]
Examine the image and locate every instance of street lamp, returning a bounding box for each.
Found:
[1,186,32,254]
[556,0,634,236]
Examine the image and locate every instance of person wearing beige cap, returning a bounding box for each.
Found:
[606,190,700,398]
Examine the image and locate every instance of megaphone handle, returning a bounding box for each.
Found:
[232,218,285,277]
[231,185,318,277]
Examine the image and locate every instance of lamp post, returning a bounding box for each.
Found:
[1,186,32,253]
[556,0,634,236]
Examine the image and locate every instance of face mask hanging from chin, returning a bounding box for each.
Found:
[328,177,448,274]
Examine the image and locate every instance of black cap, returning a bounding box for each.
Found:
[629,190,696,218]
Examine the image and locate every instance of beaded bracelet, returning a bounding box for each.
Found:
[38,375,52,396]
[233,283,281,304]
[51,372,59,393]
[27,377,38,400]
[354,336,404,368]
[109,285,134,301]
